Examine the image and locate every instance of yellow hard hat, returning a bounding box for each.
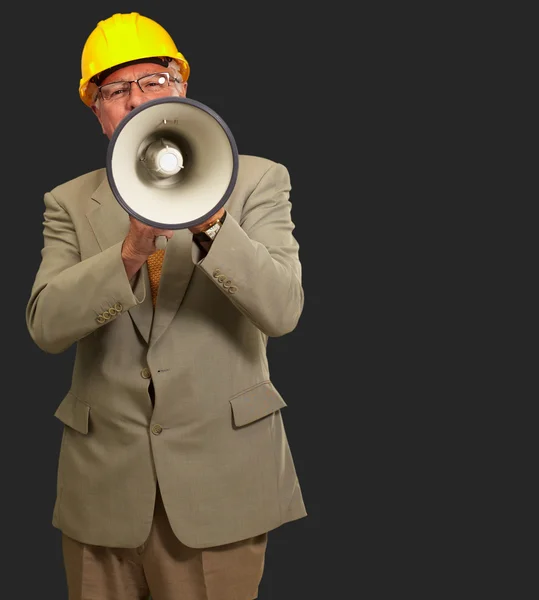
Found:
[79,12,190,106]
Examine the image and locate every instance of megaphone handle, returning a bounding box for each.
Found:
[155,235,168,250]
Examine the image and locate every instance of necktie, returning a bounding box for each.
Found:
[147,249,165,307]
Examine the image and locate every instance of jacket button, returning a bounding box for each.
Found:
[151,424,163,435]
[141,367,151,379]
[114,302,123,312]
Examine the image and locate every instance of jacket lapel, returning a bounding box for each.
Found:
[86,176,154,344]
[150,229,195,346]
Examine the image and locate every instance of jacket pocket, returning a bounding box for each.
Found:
[230,380,287,427]
[54,391,90,434]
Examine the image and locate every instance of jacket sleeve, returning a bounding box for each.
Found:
[197,162,304,337]
[26,191,145,354]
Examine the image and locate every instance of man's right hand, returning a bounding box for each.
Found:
[121,216,174,280]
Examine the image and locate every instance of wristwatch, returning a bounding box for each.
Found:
[194,211,226,243]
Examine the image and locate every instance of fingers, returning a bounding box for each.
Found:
[125,216,175,257]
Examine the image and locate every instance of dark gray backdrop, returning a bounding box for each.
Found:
[2,2,496,599]
[6,3,531,599]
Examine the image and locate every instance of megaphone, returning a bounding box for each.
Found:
[106,96,239,249]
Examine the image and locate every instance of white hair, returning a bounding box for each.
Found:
[168,59,184,82]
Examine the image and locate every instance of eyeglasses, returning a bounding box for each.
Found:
[97,72,181,102]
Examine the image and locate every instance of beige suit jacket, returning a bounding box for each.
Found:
[26,154,307,549]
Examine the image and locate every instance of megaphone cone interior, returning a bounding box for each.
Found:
[106,97,239,229]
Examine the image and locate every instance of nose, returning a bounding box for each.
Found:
[127,82,147,110]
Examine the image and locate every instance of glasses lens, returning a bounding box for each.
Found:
[139,73,170,93]
[100,82,130,101]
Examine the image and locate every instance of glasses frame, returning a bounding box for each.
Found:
[97,72,181,102]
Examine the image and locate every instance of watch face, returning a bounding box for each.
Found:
[205,222,220,239]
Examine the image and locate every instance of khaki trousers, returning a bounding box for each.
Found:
[61,483,268,600]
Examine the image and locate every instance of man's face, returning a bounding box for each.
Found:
[91,62,187,139]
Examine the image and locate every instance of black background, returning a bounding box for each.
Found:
[3,2,506,599]
[4,3,367,599]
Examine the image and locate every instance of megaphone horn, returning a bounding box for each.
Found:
[106,96,239,249]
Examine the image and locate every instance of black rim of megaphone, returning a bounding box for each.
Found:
[106,96,239,230]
